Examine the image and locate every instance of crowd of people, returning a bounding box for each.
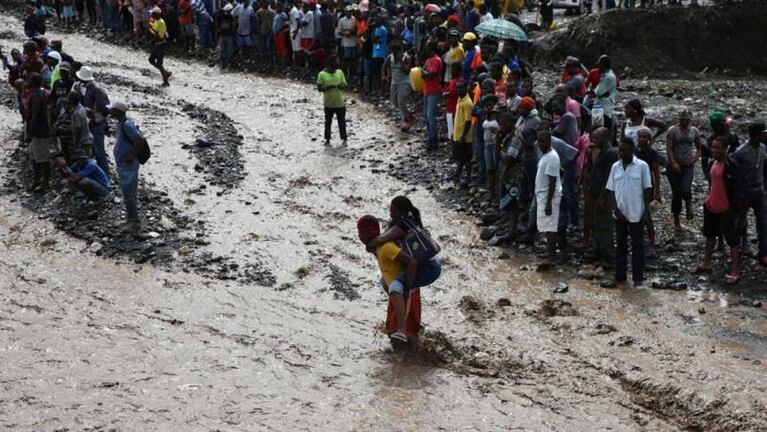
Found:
[3,30,148,231]
[4,0,767,293]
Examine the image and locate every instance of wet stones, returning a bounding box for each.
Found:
[529,299,578,319]
[180,100,245,191]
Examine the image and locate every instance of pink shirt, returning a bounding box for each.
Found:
[565,97,581,119]
[705,161,729,213]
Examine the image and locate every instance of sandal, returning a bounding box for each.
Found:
[724,274,740,285]
[390,332,409,343]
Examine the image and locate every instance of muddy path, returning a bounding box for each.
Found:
[1,15,766,431]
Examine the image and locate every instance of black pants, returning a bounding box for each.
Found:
[667,164,694,215]
[616,219,645,283]
[370,57,384,92]
[149,41,167,69]
[324,107,347,141]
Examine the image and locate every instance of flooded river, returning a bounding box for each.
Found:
[0,13,765,431]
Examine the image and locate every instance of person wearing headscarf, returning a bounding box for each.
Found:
[701,111,739,183]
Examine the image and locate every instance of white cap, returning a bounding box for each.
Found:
[46,51,61,63]
[75,66,95,82]
[106,101,130,112]
[152,6,162,14]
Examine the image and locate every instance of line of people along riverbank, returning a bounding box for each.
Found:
[5,0,767,290]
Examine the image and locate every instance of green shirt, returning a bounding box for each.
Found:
[317,69,347,109]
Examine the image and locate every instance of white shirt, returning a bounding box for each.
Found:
[606,156,652,223]
[338,16,356,47]
[301,10,315,38]
[535,149,562,200]
[289,6,302,33]
[480,12,494,23]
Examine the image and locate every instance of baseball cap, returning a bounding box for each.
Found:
[106,101,130,112]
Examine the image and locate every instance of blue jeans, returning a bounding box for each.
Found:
[77,177,110,200]
[198,21,214,49]
[219,36,235,66]
[389,259,442,295]
[98,0,111,30]
[423,93,440,149]
[117,163,139,221]
[257,34,273,57]
[89,122,109,174]
[110,3,121,32]
[473,127,485,180]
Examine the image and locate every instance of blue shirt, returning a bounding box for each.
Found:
[373,25,388,59]
[272,11,288,34]
[462,47,479,81]
[114,118,143,169]
[71,159,111,190]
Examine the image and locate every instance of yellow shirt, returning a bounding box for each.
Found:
[149,18,168,40]
[453,95,473,143]
[448,45,465,64]
[376,242,404,287]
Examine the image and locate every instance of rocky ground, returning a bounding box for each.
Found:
[0,4,766,431]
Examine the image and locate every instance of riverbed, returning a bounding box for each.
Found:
[0,13,765,431]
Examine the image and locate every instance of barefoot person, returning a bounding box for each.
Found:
[148,7,172,86]
[696,137,741,284]
[535,124,562,271]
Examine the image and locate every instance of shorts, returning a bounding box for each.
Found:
[452,140,472,163]
[536,194,562,233]
[300,37,314,51]
[484,144,498,172]
[275,33,289,57]
[62,5,77,18]
[236,34,253,47]
[388,259,442,295]
[29,137,51,163]
[703,206,738,246]
[149,41,167,65]
[181,23,194,36]
[342,46,358,59]
[291,32,301,52]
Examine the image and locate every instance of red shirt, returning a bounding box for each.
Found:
[422,55,443,97]
[178,0,193,25]
[444,79,459,114]
[561,70,587,98]
[705,161,729,213]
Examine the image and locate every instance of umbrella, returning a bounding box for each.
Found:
[474,18,528,42]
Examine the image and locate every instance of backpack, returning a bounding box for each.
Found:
[121,121,151,165]
[399,218,441,263]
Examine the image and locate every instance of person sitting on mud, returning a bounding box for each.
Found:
[58,148,111,201]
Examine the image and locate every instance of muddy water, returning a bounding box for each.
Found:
[1,16,765,431]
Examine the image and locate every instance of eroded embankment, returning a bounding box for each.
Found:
[533,2,767,76]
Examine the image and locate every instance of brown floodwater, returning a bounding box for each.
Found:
[0,15,765,431]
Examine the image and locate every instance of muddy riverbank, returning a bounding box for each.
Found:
[1,10,766,431]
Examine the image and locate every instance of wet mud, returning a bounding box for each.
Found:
[1,7,766,431]
[180,101,245,191]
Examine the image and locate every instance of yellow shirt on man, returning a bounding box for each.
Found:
[453,95,474,143]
